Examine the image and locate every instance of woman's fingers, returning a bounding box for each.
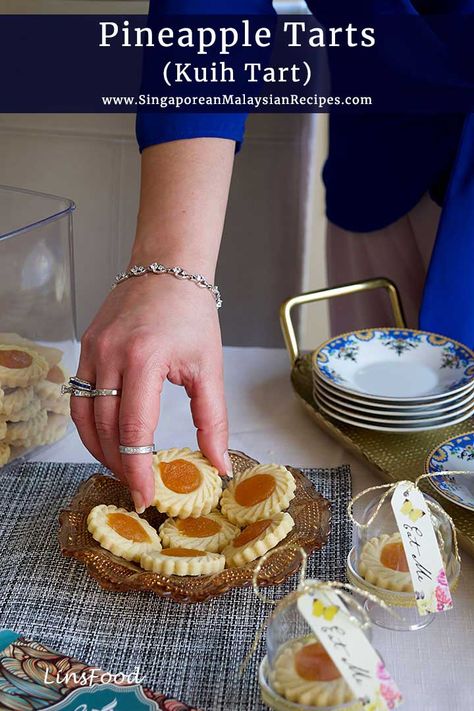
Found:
[93,363,124,482]
[69,343,105,465]
[119,356,166,512]
[70,276,229,521]
[188,361,231,477]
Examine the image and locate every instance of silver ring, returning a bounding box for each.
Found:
[119,444,156,455]
[61,385,80,395]
[94,388,122,397]
[68,376,95,392]
[69,388,96,398]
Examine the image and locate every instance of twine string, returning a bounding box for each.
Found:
[239,544,399,677]
[241,470,470,678]
[298,578,398,629]
[251,544,308,605]
[413,471,463,564]
[239,544,308,675]
[428,470,474,477]
[347,475,462,566]
[347,481,412,530]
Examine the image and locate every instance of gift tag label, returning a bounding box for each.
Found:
[297,588,402,710]
[391,482,453,616]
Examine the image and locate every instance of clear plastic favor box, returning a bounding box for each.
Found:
[259,590,368,711]
[0,185,78,466]
[346,489,460,631]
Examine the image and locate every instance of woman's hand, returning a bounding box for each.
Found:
[70,136,236,510]
[70,274,230,513]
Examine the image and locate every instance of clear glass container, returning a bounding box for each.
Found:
[0,185,78,466]
[259,590,368,711]
[346,490,460,631]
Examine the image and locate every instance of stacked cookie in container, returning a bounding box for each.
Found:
[0,334,70,467]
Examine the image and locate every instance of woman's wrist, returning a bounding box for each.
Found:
[115,261,223,308]
[129,236,218,281]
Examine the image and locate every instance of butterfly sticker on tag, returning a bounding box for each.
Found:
[400,499,425,523]
[298,588,402,710]
[391,482,453,615]
[312,599,339,621]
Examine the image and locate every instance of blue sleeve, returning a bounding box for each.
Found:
[136,0,275,153]
[137,113,248,153]
[420,114,474,347]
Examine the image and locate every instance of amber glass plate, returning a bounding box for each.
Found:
[59,450,331,603]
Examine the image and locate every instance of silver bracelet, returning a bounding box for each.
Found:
[112,263,222,309]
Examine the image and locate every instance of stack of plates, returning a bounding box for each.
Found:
[312,328,474,433]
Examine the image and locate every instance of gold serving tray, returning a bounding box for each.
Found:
[280,278,474,556]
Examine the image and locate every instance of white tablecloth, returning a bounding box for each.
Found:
[34,347,474,711]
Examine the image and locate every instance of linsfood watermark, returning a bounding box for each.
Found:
[44,666,145,687]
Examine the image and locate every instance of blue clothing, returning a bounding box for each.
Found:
[136,0,271,152]
[420,114,474,341]
[137,1,474,346]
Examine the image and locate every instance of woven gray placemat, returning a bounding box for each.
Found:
[0,461,352,711]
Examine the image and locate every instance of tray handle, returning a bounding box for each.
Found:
[280,277,407,365]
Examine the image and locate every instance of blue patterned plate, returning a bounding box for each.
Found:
[313,328,474,402]
[425,432,474,512]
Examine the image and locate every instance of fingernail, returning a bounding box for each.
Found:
[131,490,146,514]
[223,451,233,479]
